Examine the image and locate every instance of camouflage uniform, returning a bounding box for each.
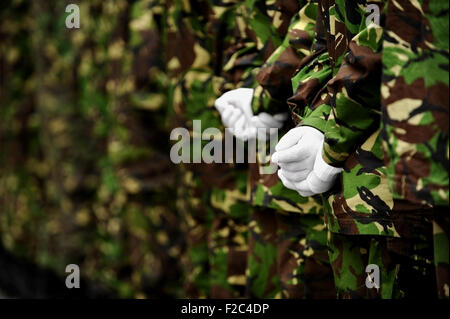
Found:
[68,0,180,297]
[380,0,449,299]
[212,0,280,299]
[1,0,184,298]
[218,0,336,298]
[0,0,110,292]
[249,1,337,299]
[288,0,437,298]
[120,0,185,297]
[166,0,253,298]
[217,0,293,299]
[0,0,40,257]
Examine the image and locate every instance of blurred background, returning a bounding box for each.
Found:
[0,0,185,298]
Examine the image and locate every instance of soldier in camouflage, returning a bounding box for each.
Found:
[1,0,448,300]
[248,1,337,299]
[380,0,449,299]
[216,0,337,298]
[166,0,255,298]
[278,0,440,298]
[1,0,184,298]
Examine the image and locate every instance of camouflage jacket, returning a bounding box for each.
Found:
[381,0,449,208]
[165,1,302,211]
[219,0,301,91]
[211,0,304,211]
[165,0,252,212]
[247,1,328,214]
[212,1,321,214]
[287,0,405,236]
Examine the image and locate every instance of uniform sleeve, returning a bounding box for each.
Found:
[251,1,318,115]
[321,3,385,166]
[218,0,300,93]
[286,1,333,132]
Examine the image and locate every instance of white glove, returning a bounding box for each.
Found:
[295,146,342,196]
[215,88,287,141]
[271,126,324,174]
[214,88,254,119]
[214,88,256,141]
[271,126,341,196]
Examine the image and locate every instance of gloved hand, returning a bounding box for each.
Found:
[271,126,324,178]
[214,88,256,141]
[271,126,342,196]
[294,147,342,196]
[214,88,287,141]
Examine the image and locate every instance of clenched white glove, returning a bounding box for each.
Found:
[295,146,342,196]
[215,88,254,120]
[214,88,287,141]
[271,126,342,196]
[271,126,324,174]
[214,88,256,141]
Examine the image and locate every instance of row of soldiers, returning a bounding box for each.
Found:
[0,0,448,299]
[167,0,449,299]
[1,0,183,297]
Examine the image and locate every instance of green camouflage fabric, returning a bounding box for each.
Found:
[251,1,317,115]
[308,0,387,168]
[68,0,184,298]
[380,0,449,298]
[2,0,446,301]
[328,226,436,299]
[328,232,396,299]
[0,0,41,257]
[287,0,440,298]
[218,0,337,299]
[75,0,183,298]
[177,170,214,298]
[247,208,282,298]
[246,1,337,299]
[208,0,299,298]
[166,0,253,298]
[208,205,251,298]
[0,0,184,298]
[118,0,185,297]
[288,0,400,237]
[220,0,301,91]
[208,0,301,207]
[432,207,449,299]
[165,0,214,298]
[275,213,335,298]
[247,209,335,298]
[171,0,314,298]
[249,1,325,215]
[207,0,295,298]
